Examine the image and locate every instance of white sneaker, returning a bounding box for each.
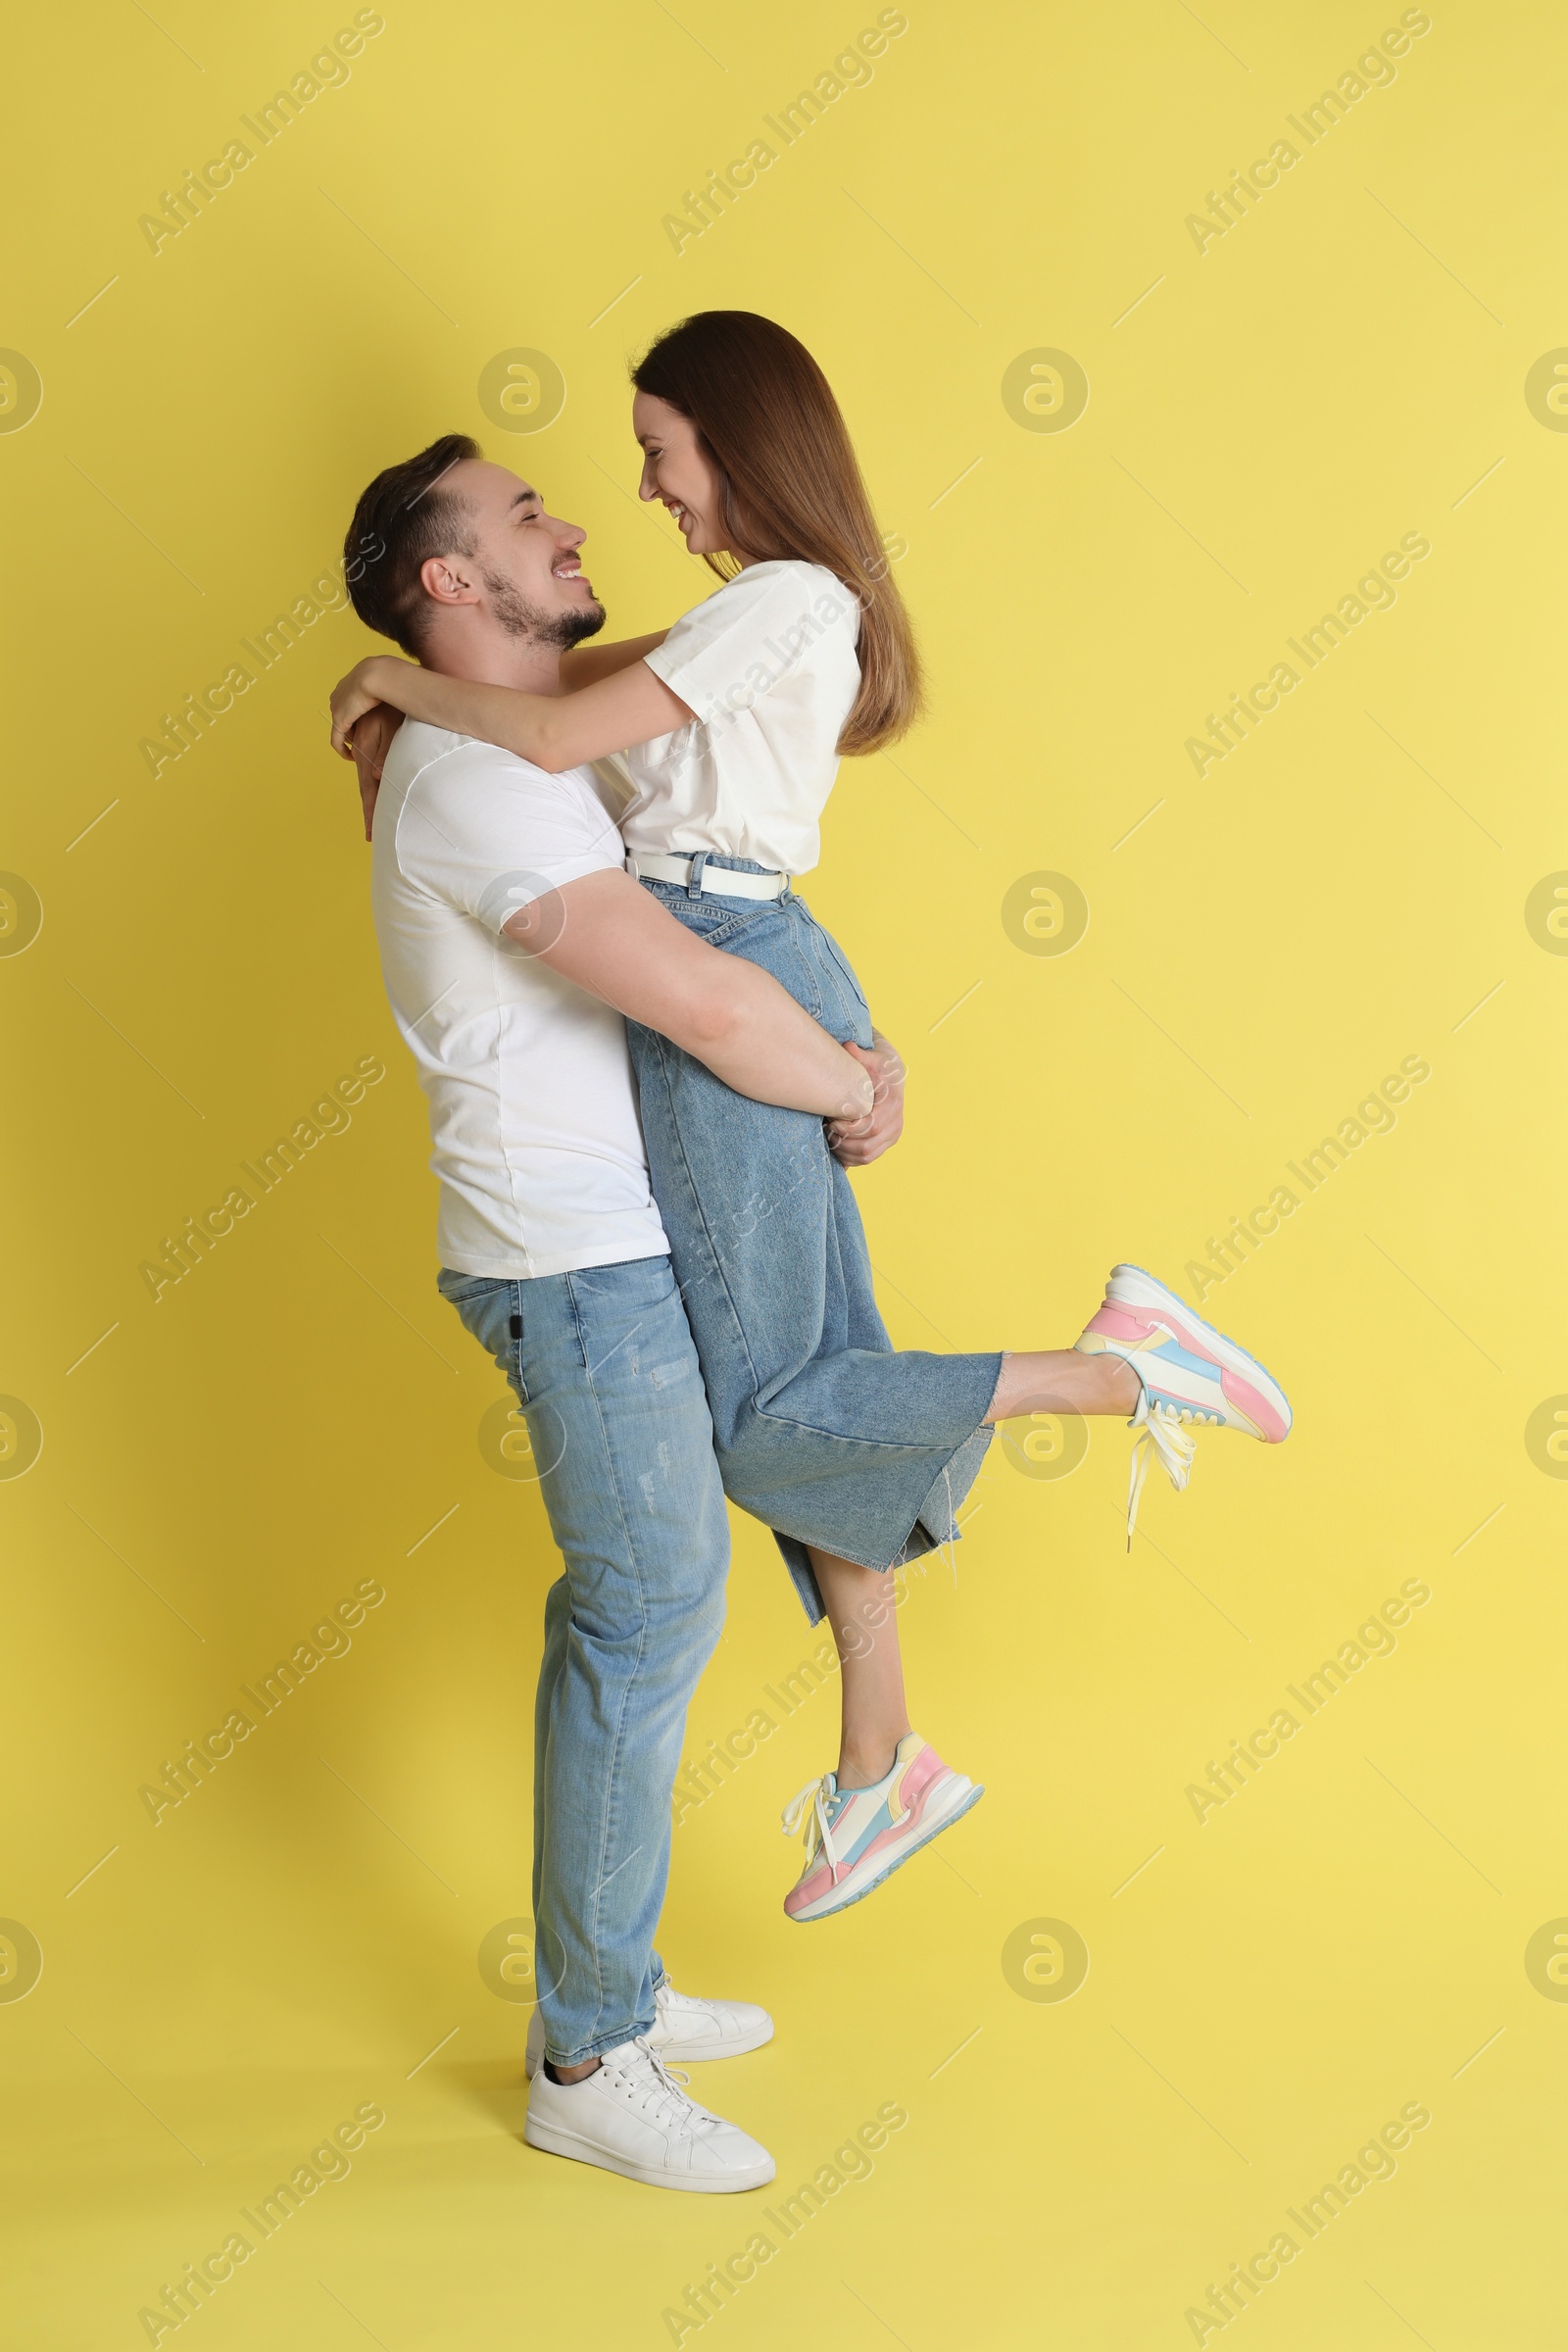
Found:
[524,1979,773,2079]
[523,2034,776,2193]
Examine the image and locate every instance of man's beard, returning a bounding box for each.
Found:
[482,568,606,649]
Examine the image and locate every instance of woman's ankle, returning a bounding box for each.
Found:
[987,1347,1140,1422]
[837,1732,907,1788]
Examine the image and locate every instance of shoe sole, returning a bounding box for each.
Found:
[786,1783,986,1924]
[1108,1263,1292,1439]
[522,2114,775,2192]
[523,2013,774,2081]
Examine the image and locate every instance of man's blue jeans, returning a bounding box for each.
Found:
[438,1253,729,2068]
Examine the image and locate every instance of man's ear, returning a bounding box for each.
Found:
[418,553,481,609]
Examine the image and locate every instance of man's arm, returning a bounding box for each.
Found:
[505,870,874,1122]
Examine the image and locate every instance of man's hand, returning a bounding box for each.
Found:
[827,1031,906,1167]
[330,656,398,758]
[350,705,403,842]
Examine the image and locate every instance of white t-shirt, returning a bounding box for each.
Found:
[620,559,861,876]
[370,721,669,1281]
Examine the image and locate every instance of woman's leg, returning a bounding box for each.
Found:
[626,895,1004,1604]
[809,1549,911,1789]
[985,1348,1140,1421]
[810,1354,1140,1787]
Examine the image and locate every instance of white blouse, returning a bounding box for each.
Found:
[609,559,861,877]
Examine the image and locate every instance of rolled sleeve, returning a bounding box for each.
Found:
[644,564,856,728]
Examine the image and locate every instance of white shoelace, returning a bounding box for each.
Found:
[602,2036,704,2129]
[781,1774,842,1881]
[1125,1388,1200,1546]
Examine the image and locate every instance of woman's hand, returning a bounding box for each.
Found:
[330,656,401,758]
[350,704,403,841]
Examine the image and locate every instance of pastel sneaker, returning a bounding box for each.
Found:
[524,2034,775,2194]
[780,1734,983,1923]
[1075,1262,1292,1543]
[525,1980,773,2080]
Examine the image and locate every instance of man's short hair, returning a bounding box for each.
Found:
[344,433,480,654]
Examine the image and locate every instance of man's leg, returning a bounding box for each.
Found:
[441,1256,728,2069]
[530,1572,570,2012]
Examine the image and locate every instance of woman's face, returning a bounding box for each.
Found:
[633,391,732,557]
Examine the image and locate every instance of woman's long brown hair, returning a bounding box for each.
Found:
[632,312,921,756]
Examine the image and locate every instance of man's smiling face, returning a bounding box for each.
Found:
[435,459,606,647]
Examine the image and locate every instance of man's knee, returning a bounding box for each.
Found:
[646,1525,728,1642]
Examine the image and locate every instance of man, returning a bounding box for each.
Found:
[340,434,893,2193]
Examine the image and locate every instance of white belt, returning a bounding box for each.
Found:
[625,852,790,902]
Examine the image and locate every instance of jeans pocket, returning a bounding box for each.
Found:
[436,1268,504,1305]
[436,1270,516,1381]
[802,919,872,1047]
[644,881,789,956]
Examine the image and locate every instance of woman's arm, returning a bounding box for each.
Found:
[560,628,668,691]
[329,654,690,772]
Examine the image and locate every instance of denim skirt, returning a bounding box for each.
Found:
[627,861,1001,1624]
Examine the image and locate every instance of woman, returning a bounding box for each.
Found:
[331,312,1292,1921]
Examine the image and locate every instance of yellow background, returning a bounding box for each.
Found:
[4,1,1565,2343]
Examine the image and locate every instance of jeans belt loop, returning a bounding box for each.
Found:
[687,851,708,899]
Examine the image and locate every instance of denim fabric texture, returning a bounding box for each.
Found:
[627,862,1002,1624]
[438,1254,728,2067]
